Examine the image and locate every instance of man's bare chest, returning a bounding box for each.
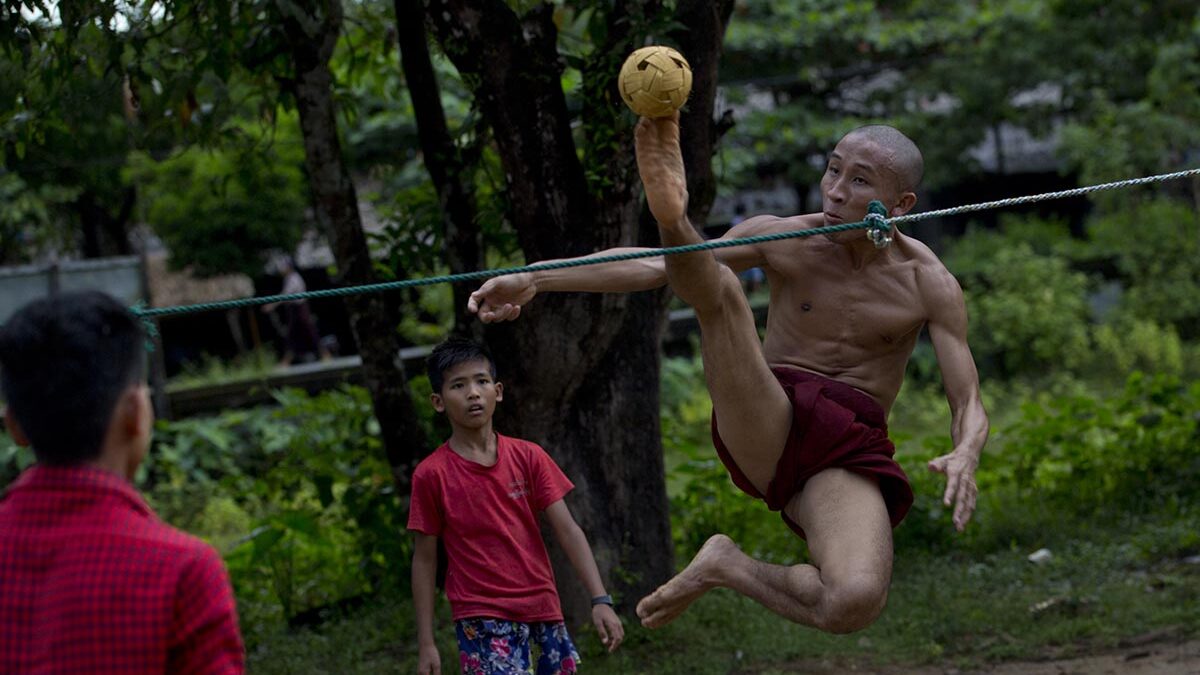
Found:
[768,270,926,349]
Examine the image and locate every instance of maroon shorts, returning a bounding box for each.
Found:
[711,367,913,539]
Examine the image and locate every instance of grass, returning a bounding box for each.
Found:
[242,509,1199,674]
[167,347,278,389]
[225,364,1200,673]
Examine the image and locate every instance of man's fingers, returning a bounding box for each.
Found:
[954,477,978,531]
[928,455,948,474]
[467,290,483,313]
[942,466,959,507]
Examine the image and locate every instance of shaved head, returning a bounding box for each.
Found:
[842,125,924,193]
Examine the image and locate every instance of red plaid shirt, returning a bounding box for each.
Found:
[0,465,245,674]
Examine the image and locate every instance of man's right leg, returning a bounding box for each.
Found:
[636,468,893,631]
[636,117,792,492]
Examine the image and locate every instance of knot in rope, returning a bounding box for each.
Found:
[864,200,891,249]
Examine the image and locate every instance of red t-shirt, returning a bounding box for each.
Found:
[407,433,573,622]
[0,465,245,674]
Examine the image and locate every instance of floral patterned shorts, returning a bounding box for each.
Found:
[455,617,580,674]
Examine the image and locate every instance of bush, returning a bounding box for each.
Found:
[1084,199,1200,338]
[124,124,308,278]
[958,243,1093,377]
[989,372,1200,514]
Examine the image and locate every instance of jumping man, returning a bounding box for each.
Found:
[468,114,988,634]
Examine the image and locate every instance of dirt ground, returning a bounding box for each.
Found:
[759,637,1200,675]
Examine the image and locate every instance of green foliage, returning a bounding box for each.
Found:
[951,242,1093,377]
[166,347,278,389]
[664,349,1200,561]
[987,373,1200,515]
[1083,199,1200,337]
[124,124,308,277]
[136,386,408,630]
[0,431,35,488]
[1091,317,1185,379]
[0,173,79,264]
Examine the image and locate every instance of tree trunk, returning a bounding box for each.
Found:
[423,0,732,624]
[277,0,429,487]
[77,187,135,258]
[674,0,737,229]
[394,0,484,337]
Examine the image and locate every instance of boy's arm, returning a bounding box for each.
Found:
[922,265,989,532]
[412,533,442,675]
[167,546,245,674]
[543,499,624,653]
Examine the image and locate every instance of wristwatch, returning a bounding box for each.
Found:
[590,594,613,607]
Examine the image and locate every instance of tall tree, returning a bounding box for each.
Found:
[393,0,484,336]
[419,0,735,622]
[270,0,430,486]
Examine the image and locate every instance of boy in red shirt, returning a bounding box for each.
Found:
[0,291,245,674]
[409,338,623,674]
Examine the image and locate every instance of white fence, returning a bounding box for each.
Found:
[0,257,144,324]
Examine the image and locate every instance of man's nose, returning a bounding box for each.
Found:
[826,178,847,203]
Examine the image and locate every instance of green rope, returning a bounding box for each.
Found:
[122,163,1200,346]
[132,201,891,321]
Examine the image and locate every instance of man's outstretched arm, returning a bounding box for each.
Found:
[923,266,989,532]
[467,221,771,323]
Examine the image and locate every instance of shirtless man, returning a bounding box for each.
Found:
[467,114,988,634]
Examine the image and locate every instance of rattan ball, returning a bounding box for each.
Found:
[618,46,692,118]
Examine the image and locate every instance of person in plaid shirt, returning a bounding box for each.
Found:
[0,291,245,674]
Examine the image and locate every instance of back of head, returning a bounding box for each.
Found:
[0,291,145,465]
[845,125,924,193]
[426,337,496,393]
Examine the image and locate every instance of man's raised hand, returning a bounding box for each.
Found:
[927,449,980,532]
[467,272,536,323]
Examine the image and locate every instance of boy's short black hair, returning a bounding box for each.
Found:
[426,337,497,393]
[0,291,146,465]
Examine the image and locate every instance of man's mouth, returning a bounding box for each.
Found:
[824,212,843,223]
[467,404,484,414]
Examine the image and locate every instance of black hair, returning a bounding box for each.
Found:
[0,291,146,465]
[426,337,497,394]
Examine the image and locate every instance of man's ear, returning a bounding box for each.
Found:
[3,406,30,447]
[494,381,503,402]
[891,191,917,217]
[429,392,445,413]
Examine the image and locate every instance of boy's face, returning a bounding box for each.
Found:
[430,358,503,429]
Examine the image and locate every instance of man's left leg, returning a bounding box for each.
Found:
[636,468,892,630]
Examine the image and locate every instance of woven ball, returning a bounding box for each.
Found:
[618,46,693,118]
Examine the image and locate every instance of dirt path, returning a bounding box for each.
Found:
[757,639,1200,675]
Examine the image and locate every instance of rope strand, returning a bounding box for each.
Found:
[132,167,1200,320]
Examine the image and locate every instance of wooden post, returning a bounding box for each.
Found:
[138,252,171,420]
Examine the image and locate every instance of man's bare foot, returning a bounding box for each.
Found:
[636,533,742,628]
[634,113,689,230]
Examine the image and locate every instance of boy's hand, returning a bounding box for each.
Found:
[417,643,441,674]
[592,604,624,653]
